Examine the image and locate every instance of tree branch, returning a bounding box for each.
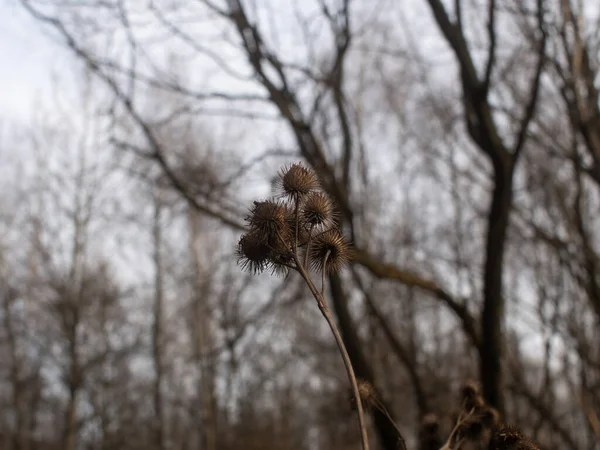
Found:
[482,0,497,94]
[513,0,547,158]
[352,249,480,349]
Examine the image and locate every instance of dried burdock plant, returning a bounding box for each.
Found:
[302,191,336,228]
[350,379,406,449]
[275,162,320,200]
[488,426,540,450]
[310,229,352,274]
[440,381,540,450]
[237,162,370,450]
[236,232,270,274]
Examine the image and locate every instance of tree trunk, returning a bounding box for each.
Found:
[152,197,165,450]
[479,167,514,415]
[4,291,26,450]
[189,210,217,450]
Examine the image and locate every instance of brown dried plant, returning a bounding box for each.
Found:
[237,162,369,450]
[351,379,406,449]
[438,381,541,450]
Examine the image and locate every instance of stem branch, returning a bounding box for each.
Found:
[293,252,370,450]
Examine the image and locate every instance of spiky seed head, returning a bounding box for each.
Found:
[515,440,541,450]
[246,200,288,234]
[309,230,351,274]
[350,379,377,410]
[302,191,335,228]
[269,252,294,277]
[488,426,538,450]
[276,163,320,199]
[237,232,270,274]
[246,200,294,250]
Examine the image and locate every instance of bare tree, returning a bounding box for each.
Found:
[9,1,600,449]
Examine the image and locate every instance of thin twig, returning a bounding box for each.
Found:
[321,250,330,296]
[304,224,314,268]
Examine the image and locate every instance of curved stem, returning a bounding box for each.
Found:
[372,397,404,439]
[320,301,371,450]
[293,254,370,450]
[290,198,369,450]
[303,224,314,268]
[321,250,330,296]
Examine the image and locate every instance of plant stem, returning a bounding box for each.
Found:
[320,298,371,450]
[293,256,370,450]
[321,250,330,296]
[290,198,369,450]
[303,224,314,269]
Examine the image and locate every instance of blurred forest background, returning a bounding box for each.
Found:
[0,1,599,449]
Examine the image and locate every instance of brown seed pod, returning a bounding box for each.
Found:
[246,200,288,235]
[269,252,294,277]
[237,232,270,274]
[350,379,378,411]
[461,380,485,411]
[516,440,541,450]
[309,229,352,274]
[276,163,320,200]
[488,425,540,450]
[461,380,480,396]
[246,200,295,253]
[301,191,336,228]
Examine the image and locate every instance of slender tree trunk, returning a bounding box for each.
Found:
[63,146,89,450]
[189,210,217,450]
[4,292,26,450]
[64,378,79,450]
[63,302,80,450]
[152,196,165,450]
[479,167,514,416]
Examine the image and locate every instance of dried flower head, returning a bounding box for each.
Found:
[276,163,320,199]
[461,380,485,411]
[269,252,294,277]
[310,229,352,273]
[350,379,378,411]
[237,232,270,274]
[246,200,290,239]
[302,191,335,228]
[488,426,540,450]
[442,382,502,450]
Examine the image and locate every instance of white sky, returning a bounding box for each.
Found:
[0,0,67,121]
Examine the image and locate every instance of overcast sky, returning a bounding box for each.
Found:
[0,0,68,121]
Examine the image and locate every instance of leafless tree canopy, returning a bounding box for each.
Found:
[1,0,599,449]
